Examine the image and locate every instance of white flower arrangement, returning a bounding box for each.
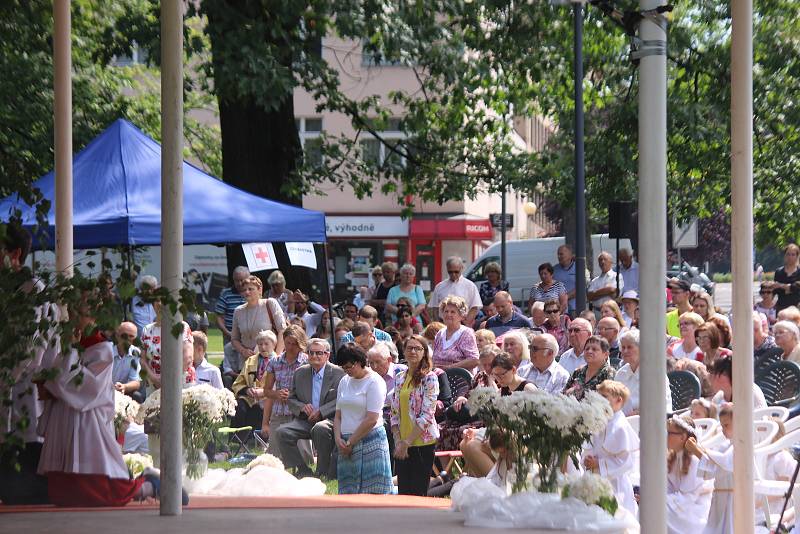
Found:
[134,385,237,479]
[123,453,154,479]
[562,473,618,516]
[468,387,613,493]
[114,391,140,436]
[244,453,285,474]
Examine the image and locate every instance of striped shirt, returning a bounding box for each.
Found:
[529,281,568,304]
[215,287,246,331]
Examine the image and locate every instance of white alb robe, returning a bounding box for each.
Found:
[667,453,712,534]
[37,340,130,479]
[582,410,639,515]
[699,441,734,534]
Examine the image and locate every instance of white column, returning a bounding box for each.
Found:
[160,0,184,516]
[731,0,755,531]
[637,0,668,532]
[53,0,72,276]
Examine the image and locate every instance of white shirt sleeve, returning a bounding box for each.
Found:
[366,374,387,414]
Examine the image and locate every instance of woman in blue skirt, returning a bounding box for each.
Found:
[334,343,393,494]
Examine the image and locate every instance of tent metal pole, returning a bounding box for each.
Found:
[322,242,337,362]
[159,0,184,516]
[731,0,755,530]
[54,0,73,277]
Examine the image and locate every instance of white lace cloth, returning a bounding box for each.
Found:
[184,466,326,497]
[450,477,639,532]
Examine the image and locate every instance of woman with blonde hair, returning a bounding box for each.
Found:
[391,335,439,495]
[231,275,287,358]
[690,292,717,323]
[600,300,626,329]
[667,311,704,361]
[432,296,479,371]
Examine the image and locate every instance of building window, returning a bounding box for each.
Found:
[359,118,406,168]
[361,39,404,67]
[296,117,323,167]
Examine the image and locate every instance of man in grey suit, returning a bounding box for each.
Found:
[274,338,344,479]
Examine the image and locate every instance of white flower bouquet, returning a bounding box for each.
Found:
[562,473,618,516]
[468,388,613,493]
[123,453,154,478]
[114,391,140,436]
[134,385,237,479]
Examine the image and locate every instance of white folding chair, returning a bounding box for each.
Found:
[755,420,781,448]
[755,406,790,422]
[694,418,718,441]
[753,428,800,530]
[784,416,800,434]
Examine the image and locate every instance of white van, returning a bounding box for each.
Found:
[464,234,632,305]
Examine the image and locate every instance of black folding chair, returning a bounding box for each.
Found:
[609,357,623,370]
[445,367,473,398]
[668,370,702,412]
[755,360,800,407]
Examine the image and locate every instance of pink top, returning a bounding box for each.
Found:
[432,325,479,369]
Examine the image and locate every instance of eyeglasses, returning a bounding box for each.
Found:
[545,309,559,314]
[308,350,328,356]
[405,345,425,353]
[568,328,588,333]
[341,363,356,371]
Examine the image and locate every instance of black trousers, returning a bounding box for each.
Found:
[383,414,396,475]
[231,398,263,441]
[396,443,435,496]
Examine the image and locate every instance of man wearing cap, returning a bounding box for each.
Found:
[620,291,638,328]
[666,279,693,337]
[618,249,639,295]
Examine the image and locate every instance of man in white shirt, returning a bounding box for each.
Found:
[288,290,326,339]
[618,249,639,295]
[428,256,482,326]
[525,332,571,393]
[558,318,593,374]
[192,331,223,389]
[587,252,623,312]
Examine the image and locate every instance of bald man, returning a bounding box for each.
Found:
[558,317,593,374]
[596,317,621,360]
[112,321,143,402]
[587,252,622,312]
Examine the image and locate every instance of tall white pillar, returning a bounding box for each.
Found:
[160,0,184,516]
[637,0,668,532]
[731,0,755,531]
[53,0,72,275]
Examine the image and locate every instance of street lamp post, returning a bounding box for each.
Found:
[572,2,587,314]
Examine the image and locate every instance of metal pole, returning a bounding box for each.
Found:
[322,243,337,362]
[573,3,587,314]
[53,0,72,276]
[615,238,620,296]
[731,0,754,530]
[500,186,507,282]
[160,0,184,516]
[637,0,668,531]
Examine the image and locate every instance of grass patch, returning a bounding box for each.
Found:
[206,327,224,367]
[712,272,774,283]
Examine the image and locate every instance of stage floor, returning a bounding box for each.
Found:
[0,496,460,534]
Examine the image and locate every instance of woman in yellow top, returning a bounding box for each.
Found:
[390,334,440,496]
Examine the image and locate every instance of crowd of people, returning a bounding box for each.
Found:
[4,217,800,532]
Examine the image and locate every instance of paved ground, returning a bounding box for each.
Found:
[0,508,472,534]
[712,282,759,314]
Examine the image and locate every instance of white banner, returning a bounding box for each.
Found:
[285,242,317,269]
[242,242,279,272]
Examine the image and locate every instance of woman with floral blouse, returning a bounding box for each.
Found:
[391,334,440,496]
[563,335,616,401]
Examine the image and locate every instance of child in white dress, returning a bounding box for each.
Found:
[582,380,639,515]
[666,415,712,534]
[686,403,734,534]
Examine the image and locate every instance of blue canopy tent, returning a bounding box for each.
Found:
[0,119,327,247]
